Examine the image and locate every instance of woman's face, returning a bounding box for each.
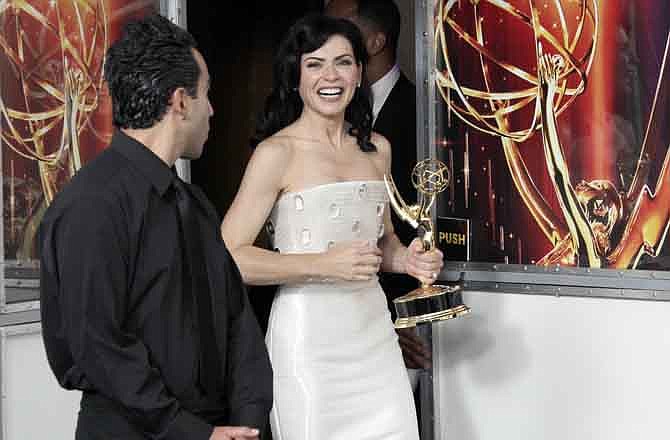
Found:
[297,34,362,119]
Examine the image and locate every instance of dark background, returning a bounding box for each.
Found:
[187,2,323,331]
[188,1,322,214]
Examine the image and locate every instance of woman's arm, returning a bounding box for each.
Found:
[221,140,382,285]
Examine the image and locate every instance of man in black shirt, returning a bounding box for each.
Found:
[39,14,272,440]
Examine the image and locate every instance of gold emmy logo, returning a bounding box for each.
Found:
[0,0,109,203]
[435,0,670,269]
[1,0,109,259]
[385,159,471,328]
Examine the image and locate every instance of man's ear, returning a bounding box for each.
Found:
[366,31,387,57]
[169,87,189,120]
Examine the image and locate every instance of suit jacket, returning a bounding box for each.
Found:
[373,72,420,314]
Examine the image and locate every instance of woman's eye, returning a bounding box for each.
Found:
[306,62,321,69]
[338,59,353,66]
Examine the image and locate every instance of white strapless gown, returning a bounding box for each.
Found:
[266,181,419,440]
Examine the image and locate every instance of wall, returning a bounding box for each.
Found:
[435,291,670,439]
[1,324,79,440]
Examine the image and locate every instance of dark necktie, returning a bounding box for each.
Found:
[173,177,222,395]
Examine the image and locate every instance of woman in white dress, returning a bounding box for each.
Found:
[220,14,443,440]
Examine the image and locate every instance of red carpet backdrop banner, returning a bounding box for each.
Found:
[435,0,670,270]
[1,0,157,265]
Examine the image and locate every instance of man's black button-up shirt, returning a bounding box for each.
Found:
[39,130,272,439]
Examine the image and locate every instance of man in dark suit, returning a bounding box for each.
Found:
[326,0,430,372]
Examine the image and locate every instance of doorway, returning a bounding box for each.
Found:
[187,1,323,332]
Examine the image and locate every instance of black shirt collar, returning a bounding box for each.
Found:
[110,129,175,196]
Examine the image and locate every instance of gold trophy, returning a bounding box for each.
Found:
[385,158,471,328]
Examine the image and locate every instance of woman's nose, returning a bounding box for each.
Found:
[323,62,339,80]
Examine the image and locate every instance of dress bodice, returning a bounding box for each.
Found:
[268,180,388,254]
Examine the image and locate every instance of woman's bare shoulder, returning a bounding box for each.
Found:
[370,131,391,155]
[253,133,295,164]
[361,131,390,177]
[369,131,392,167]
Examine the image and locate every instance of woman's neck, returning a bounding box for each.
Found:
[295,110,349,150]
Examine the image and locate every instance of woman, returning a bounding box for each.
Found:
[221,14,442,440]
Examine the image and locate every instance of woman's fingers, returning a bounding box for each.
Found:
[352,264,381,278]
[408,259,440,271]
[350,252,383,280]
[358,254,382,266]
[406,264,439,285]
[406,243,443,284]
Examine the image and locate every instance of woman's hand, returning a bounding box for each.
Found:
[317,240,383,282]
[405,238,444,285]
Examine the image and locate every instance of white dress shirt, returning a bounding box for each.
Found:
[371,64,401,125]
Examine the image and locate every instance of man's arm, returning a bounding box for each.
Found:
[222,246,273,432]
[42,196,212,440]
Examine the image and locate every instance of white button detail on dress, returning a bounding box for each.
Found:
[329,203,342,219]
[294,194,304,211]
[358,183,368,199]
[301,228,311,246]
[352,219,361,234]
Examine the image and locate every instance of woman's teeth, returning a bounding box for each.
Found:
[318,87,343,96]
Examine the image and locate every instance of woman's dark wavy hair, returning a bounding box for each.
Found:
[104,14,199,129]
[253,14,375,152]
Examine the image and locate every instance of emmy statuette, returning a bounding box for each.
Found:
[385,158,471,328]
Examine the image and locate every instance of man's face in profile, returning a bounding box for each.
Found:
[182,49,213,160]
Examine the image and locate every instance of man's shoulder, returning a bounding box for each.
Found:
[45,147,138,220]
[375,71,416,133]
[391,72,416,100]
[397,71,415,87]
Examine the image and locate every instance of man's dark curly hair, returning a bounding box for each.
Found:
[104,14,200,129]
[253,14,375,152]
